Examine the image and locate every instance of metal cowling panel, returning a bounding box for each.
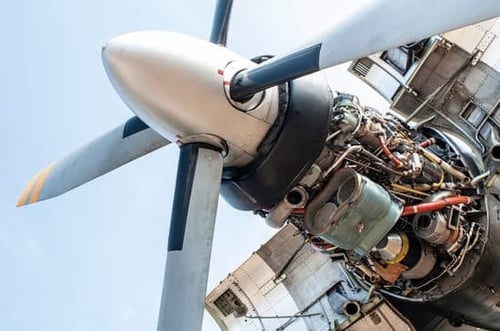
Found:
[221,74,332,210]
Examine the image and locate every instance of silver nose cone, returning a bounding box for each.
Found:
[102,31,233,141]
[101,42,123,70]
[101,31,278,166]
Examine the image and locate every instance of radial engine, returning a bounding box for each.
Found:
[249,91,499,329]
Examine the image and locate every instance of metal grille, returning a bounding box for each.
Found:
[352,58,373,77]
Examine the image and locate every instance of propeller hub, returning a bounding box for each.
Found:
[102,31,279,166]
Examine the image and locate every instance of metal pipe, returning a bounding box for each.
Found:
[402,196,473,216]
[343,301,361,316]
[265,186,308,228]
[326,129,342,142]
[391,183,429,197]
[324,145,363,177]
[379,136,404,168]
[419,147,470,183]
[357,148,409,176]
[470,170,491,187]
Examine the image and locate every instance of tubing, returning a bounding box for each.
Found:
[324,145,363,177]
[379,136,404,168]
[419,147,470,183]
[402,196,473,216]
[310,237,337,252]
[391,183,429,197]
[265,186,308,228]
[419,138,436,148]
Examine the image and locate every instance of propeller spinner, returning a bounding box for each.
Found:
[17,0,500,330]
[101,30,280,167]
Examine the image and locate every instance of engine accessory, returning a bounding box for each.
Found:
[266,186,308,228]
[414,212,451,245]
[304,167,402,257]
[376,233,409,264]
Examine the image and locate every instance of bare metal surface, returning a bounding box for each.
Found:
[102,31,280,167]
[158,148,223,331]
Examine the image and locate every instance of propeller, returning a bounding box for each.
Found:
[17,0,500,330]
[155,1,233,330]
[209,0,233,45]
[17,116,168,207]
[229,0,500,101]
[157,144,223,331]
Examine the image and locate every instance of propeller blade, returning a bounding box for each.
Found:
[209,0,233,45]
[230,0,500,101]
[157,144,223,331]
[17,117,169,207]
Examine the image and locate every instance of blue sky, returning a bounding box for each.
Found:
[1,1,387,330]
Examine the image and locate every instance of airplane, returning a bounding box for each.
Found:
[13,0,500,330]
